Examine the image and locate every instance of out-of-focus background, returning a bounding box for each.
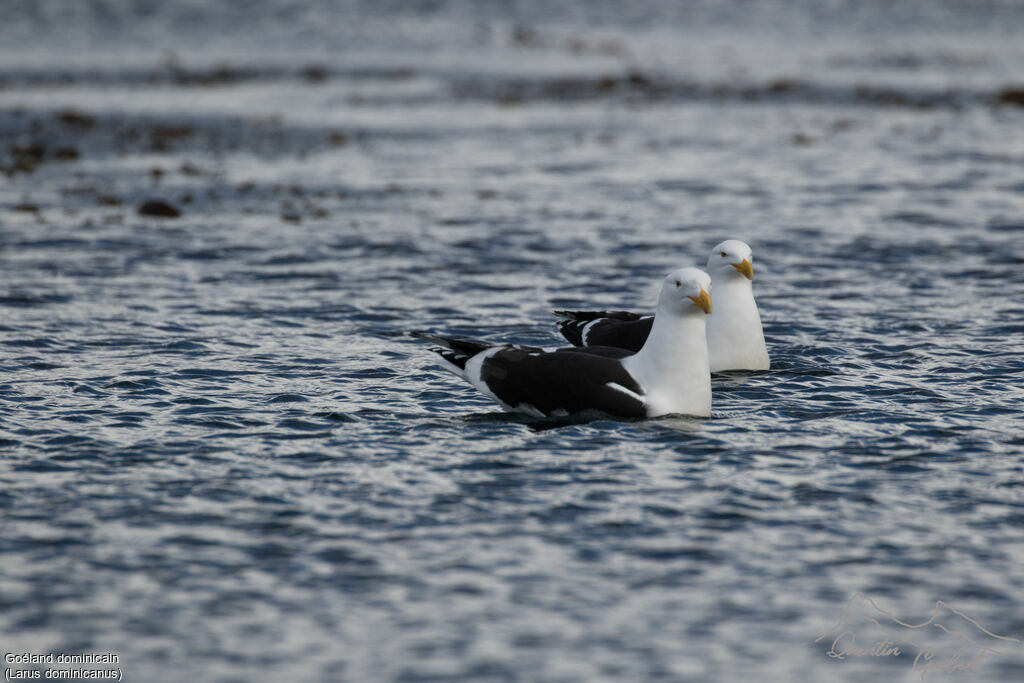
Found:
[2,2,1024,682]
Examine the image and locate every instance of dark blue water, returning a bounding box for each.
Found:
[2,2,1024,681]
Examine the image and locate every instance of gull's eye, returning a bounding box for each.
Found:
[675,280,681,287]
[720,251,727,257]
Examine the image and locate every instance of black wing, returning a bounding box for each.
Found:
[479,347,646,418]
[553,311,653,352]
[553,310,648,323]
[555,345,634,360]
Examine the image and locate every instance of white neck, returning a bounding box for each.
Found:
[622,309,711,417]
[707,274,769,372]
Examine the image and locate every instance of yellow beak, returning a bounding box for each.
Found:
[731,259,753,280]
[688,289,712,314]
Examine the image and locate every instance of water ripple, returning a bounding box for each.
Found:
[2,4,1024,682]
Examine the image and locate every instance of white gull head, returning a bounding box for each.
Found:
[656,266,713,317]
[707,239,755,281]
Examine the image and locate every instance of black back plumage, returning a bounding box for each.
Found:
[414,333,647,418]
[480,346,646,418]
[553,310,653,353]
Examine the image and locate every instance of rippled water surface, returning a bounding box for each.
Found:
[2,2,1024,681]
